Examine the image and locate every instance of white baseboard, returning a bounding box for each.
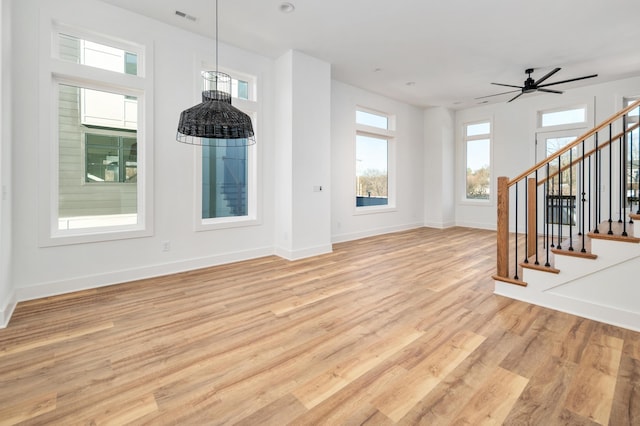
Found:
[454,220,496,231]
[0,290,17,329]
[15,246,275,303]
[274,243,333,261]
[423,220,455,229]
[332,222,424,244]
[495,280,640,333]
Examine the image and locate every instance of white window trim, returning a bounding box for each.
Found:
[461,118,493,205]
[537,103,591,132]
[194,62,261,231]
[354,107,397,214]
[38,18,154,247]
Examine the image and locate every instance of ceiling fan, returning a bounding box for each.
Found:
[477,68,598,102]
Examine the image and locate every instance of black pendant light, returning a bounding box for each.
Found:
[176,0,255,146]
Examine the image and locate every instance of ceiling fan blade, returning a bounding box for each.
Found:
[475,89,521,99]
[491,82,523,89]
[508,92,524,102]
[538,88,563,94]
[538,74,598,88]
[534,67,561,85]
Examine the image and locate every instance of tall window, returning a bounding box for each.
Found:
[198,69,257,229]
[464,121,491,200]
[44,26,150,242]
[355,108,395,209]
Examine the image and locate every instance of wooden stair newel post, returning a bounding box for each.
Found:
[527,177,537,258]
[497,176,509,278]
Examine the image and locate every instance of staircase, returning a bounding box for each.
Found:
[493,99,640,332]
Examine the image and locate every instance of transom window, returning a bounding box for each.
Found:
[539,106,587,128]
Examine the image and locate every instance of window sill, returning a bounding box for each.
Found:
[196,216,261,232]
[353,206,397,216]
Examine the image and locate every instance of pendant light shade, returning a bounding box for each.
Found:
[176,0,255,147]
[176,71,255,146]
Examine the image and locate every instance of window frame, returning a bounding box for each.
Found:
[462,119,493,204]
[537,104,589,130]
[193,64,259,232]
[38,21,153,247]
[354,106,396,214]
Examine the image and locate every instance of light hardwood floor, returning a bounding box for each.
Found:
[0,227,638,425]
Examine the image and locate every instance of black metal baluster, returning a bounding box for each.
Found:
[545,163,551,267]
[622,115,628,236]
[619,134,624,223]
[535,169,540,265]
[524,177,529,264]
[514,182,519,280]
[629,129,640,223]
[588,154,592,233]
[557,155,563,249]
[581,140,587,253]
[608,123,614,235]
[569,147,574,251]
[631,128,636,222]
[594,132,600,233]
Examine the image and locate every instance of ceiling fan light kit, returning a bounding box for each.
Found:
[476,68,598,103]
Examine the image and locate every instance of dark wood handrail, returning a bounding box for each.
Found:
[508,98,640,187]
[537,121,640,187]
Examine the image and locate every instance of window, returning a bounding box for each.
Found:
[197,68,257,229]
[85,133,137,183]
[464,120,491,200]
[355,108,395,210]
[539,106,587,128]
[41,25,151,243]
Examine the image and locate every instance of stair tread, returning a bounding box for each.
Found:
[550,235,597,259]
[588,220,639,243]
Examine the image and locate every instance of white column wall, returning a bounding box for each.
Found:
[0,0,15,327]
[424,106,455,228]
[275,50,332,259]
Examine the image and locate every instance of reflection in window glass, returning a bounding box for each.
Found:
[58,33,138,76]
[202,145,248,219]
[356,134,388,206]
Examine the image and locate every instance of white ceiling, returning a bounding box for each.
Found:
[99,0,640,109]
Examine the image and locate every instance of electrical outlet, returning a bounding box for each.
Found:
[162,240,171,252]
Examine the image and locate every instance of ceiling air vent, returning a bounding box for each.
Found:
[175,10,197,22]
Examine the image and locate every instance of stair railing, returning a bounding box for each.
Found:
[494,98,640,284]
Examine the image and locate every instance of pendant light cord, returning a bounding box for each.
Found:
[215,0,219,91]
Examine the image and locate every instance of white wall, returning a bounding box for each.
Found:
[424,106,455,228]
[274,50,332,259]
[0,0,15,327]
[331,81,425,242]
[11,0,276,301]
[455,75,640,230]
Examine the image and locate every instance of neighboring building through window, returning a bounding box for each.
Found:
[355,108,394,209]
[464,121,491,200]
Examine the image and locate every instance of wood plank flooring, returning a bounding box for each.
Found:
[0,227,638,425]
